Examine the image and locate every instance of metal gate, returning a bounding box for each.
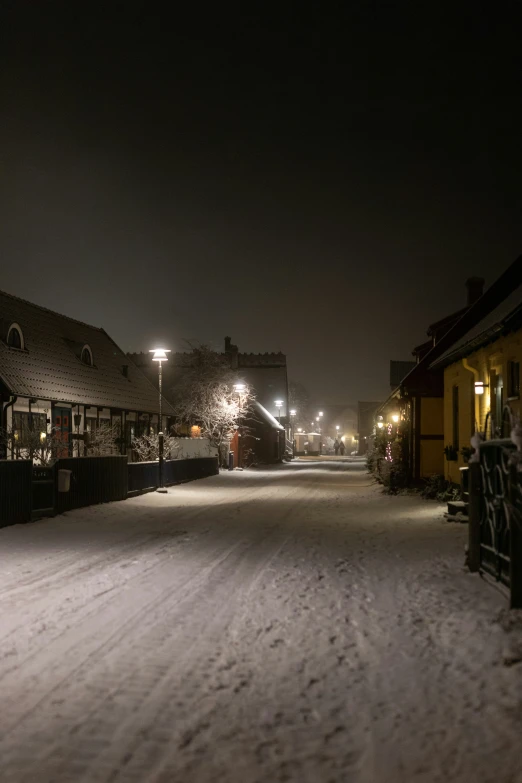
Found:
[32,465,55,516]
[469,437,522,607]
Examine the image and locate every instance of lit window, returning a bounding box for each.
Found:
[7,323,24,350]
[81,345,93,366]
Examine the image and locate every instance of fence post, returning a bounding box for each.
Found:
[468,461,481,573]
[509,462,522,608]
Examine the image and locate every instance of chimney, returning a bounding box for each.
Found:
[465,277,485,306]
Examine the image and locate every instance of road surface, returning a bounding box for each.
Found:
[0,459,520,782]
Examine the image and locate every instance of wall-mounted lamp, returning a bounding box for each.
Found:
[40,431,47,443]
[474,381,488,395]
[392,414,399,423]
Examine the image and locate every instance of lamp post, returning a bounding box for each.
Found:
[150,348,171,492]
[289,409,296,439]
[234,382,246,467]
[275,399,283,423]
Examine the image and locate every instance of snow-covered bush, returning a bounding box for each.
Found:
[131,432,180,462]
[421,474,461,501]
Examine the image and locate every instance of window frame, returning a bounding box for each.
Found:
[80,344,94,367]
[6,322,24,350]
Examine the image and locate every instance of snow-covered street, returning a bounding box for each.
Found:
[0,459,521,783]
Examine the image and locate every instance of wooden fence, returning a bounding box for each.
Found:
[0,459,32,527]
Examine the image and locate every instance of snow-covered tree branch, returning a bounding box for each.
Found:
[169,345,255,465]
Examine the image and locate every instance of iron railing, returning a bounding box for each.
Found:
[478,439,514,586]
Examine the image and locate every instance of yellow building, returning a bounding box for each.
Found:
[432,280,522,484]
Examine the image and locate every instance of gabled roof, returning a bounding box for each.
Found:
[430,285,522,369]
[0,290,173,413]
[426,305,468,337]
[401,254,522,389]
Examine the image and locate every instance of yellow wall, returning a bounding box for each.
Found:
[419,397,444,477]
[444,330,522,484]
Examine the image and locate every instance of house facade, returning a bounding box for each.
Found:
[375,262,522,483]
[431,282,522,484]
[0,290,174,461]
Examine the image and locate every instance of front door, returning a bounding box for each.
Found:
[53,407,71,458]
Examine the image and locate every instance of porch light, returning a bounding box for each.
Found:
[392,414,399,423]
[40,432,47,442]
[290,409,296,416]
[377,422,384,429]
[474,381,487,395]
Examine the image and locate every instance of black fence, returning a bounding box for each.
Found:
[128,457,219,494]
[32,466,55,514]
[0,459,32,527]
[54,456,129,513]
[0,456,220,528]
[468,439,522,608]
[128,460,159,494]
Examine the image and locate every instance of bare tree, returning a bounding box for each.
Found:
[169,345,255,466]
[289,380,313,431]
[0,423,62,465]
[131,432,180,462]
[85,421,122,456]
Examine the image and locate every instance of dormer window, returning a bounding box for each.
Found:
[81,344,93,366]
[7,323,24,350]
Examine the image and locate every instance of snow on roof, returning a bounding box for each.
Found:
[0,288,174,413]
[252,401,285,430]
[430,285,522,368]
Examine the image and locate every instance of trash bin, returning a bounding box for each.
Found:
[58,469,72,492]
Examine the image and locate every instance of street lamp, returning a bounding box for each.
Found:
[234,382,246,467]
[274,400,283,423]
[150,348,171,493]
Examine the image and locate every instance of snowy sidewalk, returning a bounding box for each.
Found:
[0,460,521,782]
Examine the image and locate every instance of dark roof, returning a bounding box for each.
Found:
[397,254,522,392]
[430,285,522,369]
[0,290,173,413]
[390,360,416,388]
[426,306,468,337]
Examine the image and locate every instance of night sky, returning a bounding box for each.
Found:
[1,3,521,404]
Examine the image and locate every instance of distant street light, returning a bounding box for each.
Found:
[150,348,171,493]
[319,411,323,417]
[336,425,340,432]
[274,399,283,423]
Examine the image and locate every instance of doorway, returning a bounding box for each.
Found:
[53,407,71,458]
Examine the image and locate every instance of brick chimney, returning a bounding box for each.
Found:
[465,277,485,306]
